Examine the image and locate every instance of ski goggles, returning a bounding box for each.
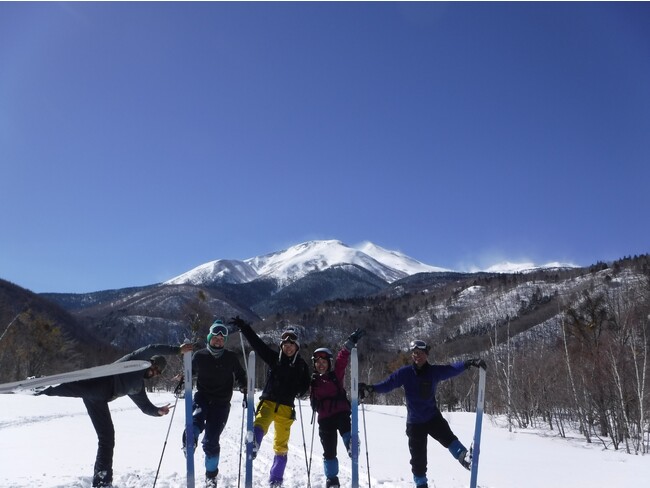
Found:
[280,331,299,345]
[208,323,229,338]
[409,340,429,352]
[312,351,331,361]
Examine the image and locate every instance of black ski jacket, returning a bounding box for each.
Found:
[192,348,247,405]
[239,324,310,407]
[113,344,182,416]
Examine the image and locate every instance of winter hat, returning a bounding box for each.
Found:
[409,340,431,354]
[312,347,334,371]
[150,355,167,373]
[207,320,229,344]
[280,328,300,349]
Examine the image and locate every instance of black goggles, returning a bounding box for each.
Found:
[313,351,330,361]
[410,340,428,352]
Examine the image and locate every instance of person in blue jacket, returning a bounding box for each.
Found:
[40,342,193,487]
[359,340,486,488]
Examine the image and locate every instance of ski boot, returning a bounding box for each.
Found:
[326,476,340,487]
[204,467,218,487]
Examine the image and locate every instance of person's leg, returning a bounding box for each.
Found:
[319,417,339,481]
[252,400,275,457]
[429,413,470,469]
[269,404,295,484]
[406,422,428,488]
[183,393,205,455]
[83,399,115,487]
[202,403,230,479]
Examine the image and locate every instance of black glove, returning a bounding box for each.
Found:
[228,316,249,330]
[464,358,487,370]
[358,382,374,400]
[344,328,366,350]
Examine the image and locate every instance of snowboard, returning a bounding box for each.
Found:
[0,360,152,394]
[469,367,486,488]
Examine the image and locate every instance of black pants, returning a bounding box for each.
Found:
[319,411,351,460]
[406,413,458,478]
[44,379,115,486]
[191,391,231,457]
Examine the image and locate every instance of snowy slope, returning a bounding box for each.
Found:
[0,390,646,488]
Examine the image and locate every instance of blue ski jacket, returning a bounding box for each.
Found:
[372,361,466,424]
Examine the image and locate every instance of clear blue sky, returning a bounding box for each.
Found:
[1,2,649,293]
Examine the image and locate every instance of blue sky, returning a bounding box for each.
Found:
[1,2,649,293]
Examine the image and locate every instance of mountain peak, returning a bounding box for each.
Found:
[164,239,444,287]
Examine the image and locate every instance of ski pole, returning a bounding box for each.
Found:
[361,402,371,488]
[152,380,182,488]
[297,398,311,488]
[307,409,316,481]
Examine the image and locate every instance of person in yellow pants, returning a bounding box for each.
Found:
[231,317,310,487]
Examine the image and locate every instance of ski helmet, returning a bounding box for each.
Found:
[312,347,334,371]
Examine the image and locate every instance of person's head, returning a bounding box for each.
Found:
[312,347,333,374]
[207,320,229,350]
[409,340,430,367]
[280,328,300,358]
[146,355,167,378]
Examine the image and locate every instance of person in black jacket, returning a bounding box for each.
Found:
[231,316,310,488]
[39,342,193,488]
[182,320,247,487]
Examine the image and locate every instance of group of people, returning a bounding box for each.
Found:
[37,317,486,488]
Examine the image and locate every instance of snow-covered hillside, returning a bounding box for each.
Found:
[0,391,646,488]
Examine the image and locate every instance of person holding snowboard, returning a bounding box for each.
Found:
[230,316,310,488]
[181,320,247,487]
[359,340,486,488]
[310,328,365,488]
[39,342,193,488]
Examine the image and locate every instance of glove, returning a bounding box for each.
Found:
[344,328,366,350]
[358,382,374,400]
[464,358,487,370]
[228,316,249,330]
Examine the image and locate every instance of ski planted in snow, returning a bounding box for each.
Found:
[244,350,256,488]
[469,367,486,488]
[184,347,195,488]
[0,360,151,394]
[351,346,359,488]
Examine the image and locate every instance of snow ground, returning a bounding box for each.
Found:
[0,391,648,488]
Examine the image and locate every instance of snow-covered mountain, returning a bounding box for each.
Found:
[164,239,446,286]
